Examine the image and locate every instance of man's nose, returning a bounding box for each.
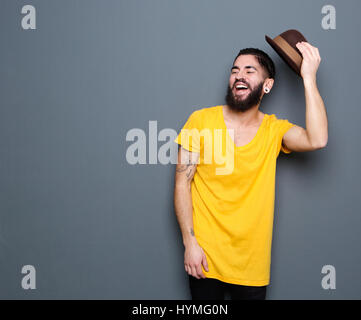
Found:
[235,76,247,84]
[235,71,247,80]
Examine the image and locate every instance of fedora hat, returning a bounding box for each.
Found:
[265,29,307,76]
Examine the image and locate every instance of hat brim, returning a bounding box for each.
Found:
[265,35,301,77]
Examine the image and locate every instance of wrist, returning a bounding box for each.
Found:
[303,75,317,86]
[183,236,198,248]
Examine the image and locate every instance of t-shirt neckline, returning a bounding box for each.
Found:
[219,105,267,150]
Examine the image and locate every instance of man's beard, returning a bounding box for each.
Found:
[225,81,264,112]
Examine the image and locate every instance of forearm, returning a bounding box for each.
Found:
[303,77,328,148]
[174,183,198,248]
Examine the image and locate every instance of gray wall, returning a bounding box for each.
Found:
[0,0,360,299]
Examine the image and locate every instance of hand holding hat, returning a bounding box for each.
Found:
[295,41,321,81]
[265,29,321,80]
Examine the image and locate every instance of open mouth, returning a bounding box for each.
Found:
[234,82,249,94]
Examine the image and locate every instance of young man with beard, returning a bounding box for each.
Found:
[173,44,328,300]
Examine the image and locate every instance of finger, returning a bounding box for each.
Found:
[304,49,313,61]
[300,45,313,61]
[298,42,313,57]
[297,42,312,54]
[202,255,209,272]
[191,266,200,279]
[301,41,313,49]
[296,42,307,57]
[301,41,315,52]
[185,265,189,273]
[301,42,319,60]
[297,46,311,61]
[196,264,206,279]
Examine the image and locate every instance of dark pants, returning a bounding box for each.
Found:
[188,275,267,300]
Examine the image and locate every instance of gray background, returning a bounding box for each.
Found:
[0,0,360,299]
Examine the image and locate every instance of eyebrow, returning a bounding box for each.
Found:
[231,65,257,71]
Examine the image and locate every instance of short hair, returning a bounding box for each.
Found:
[233,48,276,79]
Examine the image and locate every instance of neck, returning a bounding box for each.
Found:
[223,104,263,127]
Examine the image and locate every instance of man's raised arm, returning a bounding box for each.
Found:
[282,41,328,152]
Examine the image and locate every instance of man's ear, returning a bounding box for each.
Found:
[263,78,274,92]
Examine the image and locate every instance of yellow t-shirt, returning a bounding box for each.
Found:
[174,105,295,286]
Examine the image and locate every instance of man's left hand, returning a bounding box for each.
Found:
[296,42,321,81]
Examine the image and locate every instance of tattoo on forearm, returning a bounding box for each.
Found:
[176,146,198,179]
[176,162,197,180]
[190,228,195,236]
[176,164,189,173]
[186,164,196,178]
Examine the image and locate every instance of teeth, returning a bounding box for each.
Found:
[236,84,248,89]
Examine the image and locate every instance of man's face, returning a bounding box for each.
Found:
[225,54,267,112]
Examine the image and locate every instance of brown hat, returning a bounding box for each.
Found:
[265,29,307,76]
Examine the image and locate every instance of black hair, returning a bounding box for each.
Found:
[233,48,275,79]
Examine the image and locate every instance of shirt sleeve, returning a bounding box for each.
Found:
[278,119,296,155]
[173,110,202,153]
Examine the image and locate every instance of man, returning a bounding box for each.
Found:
[173,43,328,300]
